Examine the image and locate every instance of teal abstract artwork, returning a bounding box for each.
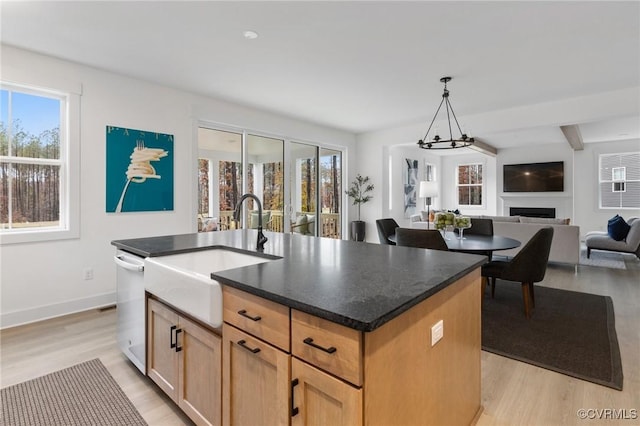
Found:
[106,126,174,212]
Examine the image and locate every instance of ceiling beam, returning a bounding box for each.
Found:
[560,124,584,151]
[468,139,497,157]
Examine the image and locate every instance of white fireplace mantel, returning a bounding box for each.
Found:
[499,194,573,219]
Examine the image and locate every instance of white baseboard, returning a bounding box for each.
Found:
[0,292,116,330]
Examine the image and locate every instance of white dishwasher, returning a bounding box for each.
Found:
[114,250,146,373]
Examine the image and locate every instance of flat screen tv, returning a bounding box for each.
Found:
[503,161,564,192]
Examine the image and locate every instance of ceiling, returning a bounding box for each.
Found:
[2,1,639,150]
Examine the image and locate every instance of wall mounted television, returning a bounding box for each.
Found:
[503,161,564,192]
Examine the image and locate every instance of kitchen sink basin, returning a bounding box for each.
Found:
[144,248,275,327]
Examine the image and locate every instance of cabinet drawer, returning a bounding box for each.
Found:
[291,310,363,386]
[222,286,290,351]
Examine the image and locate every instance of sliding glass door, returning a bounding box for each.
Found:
[197,125,343,239]
[246,134,284,232]
[319,148,342,239]
[289,142,318,236]
[197,127,242,232]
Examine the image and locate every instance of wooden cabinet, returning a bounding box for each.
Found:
[291,358,362,426]
[221,267,481,426]
[222,323,290,426]
[147,298,222,426]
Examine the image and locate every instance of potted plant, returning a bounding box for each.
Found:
[345,174,374,241]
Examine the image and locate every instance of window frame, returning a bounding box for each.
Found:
[0,81,80,245]
[598,152,640,210]
[456,162,484,209]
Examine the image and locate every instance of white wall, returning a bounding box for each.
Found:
[496,143,574,220]
[385,146,442,226]
[574,139,640,238]
[356,87,639,243]
[0,45,355,328]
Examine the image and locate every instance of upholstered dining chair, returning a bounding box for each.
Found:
[482,227,554,318]
[456,217,494,259]
[395,228,449,251]
[376,218,399,245]
[466,218,494,236]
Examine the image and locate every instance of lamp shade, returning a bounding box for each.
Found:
[419,181,438,199]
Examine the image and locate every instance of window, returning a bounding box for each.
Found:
[599,152,640,209]
[457,163,483,206]
[1,82,79,244]
[424,162,436,182]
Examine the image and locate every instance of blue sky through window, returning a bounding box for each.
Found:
[1,89,60,136]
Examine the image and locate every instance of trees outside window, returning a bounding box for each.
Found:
[1,85,66,232]
[457,164,483,206]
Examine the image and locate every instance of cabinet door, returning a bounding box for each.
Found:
[178,316,222,426]
[222,324,290,426]
[291,358,362,426]
[147,298,179,400]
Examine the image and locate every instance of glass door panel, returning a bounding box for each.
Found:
[289,142,318,236]
[246,134,284,232]
[319,148,342,239]
[197,127,242,232]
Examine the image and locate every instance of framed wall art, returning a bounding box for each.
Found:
[106,126,174,213]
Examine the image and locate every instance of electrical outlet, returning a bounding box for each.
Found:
[431,319,444,346]
[83,268,94,280]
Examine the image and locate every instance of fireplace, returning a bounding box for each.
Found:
[510,207,556,218]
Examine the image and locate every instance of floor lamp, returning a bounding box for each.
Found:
[419,181,438,229]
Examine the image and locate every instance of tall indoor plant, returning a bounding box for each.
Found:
[345,174,374,241]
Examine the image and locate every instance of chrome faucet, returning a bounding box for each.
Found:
[234,193,268,252]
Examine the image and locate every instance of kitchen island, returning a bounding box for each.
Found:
[113,230,486,426]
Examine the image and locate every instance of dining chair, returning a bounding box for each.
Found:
[395,228,449,251]
[481,227,554,318]
[376,218,399,245]
[466,218,494,236]
[457,218,494,259]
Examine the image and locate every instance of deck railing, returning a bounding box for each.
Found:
[203,210,340,239]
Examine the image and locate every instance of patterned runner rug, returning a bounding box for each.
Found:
[1,358,147,426]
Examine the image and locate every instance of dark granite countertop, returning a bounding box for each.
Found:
[112,230,486,332]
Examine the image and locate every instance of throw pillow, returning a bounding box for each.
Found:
[608,215,631,241]
[306,214,315,234]
[250,212,271,229]
[292,215,308,234]
[420,211,430,221]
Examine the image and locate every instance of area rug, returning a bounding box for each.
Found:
[579,248,627,270]
[482,283,623,390]
[1,358,147,426]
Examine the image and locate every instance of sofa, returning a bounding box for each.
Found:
[484,216,580,266]
[585,217,640,259]
[412,213,580,266]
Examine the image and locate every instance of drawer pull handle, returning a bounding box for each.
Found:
[291,378,299,416]
[237,339,261,354]
[170,325,177,349]
[303,337,337,354]
[175,328,183,352]
[237,309,262,322]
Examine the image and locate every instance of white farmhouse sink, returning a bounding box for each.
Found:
[144,249,274,327]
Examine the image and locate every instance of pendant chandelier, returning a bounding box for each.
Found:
[417,76,475,150]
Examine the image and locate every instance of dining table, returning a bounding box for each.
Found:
[389,232,521,259]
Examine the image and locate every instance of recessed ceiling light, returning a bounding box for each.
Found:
[243,30,259,40]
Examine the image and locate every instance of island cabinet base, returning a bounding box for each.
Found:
[363,267,482,425]
[221,267,481,426]
[147,297,222,426]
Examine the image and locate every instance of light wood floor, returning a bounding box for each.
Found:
[1,256,639,426]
